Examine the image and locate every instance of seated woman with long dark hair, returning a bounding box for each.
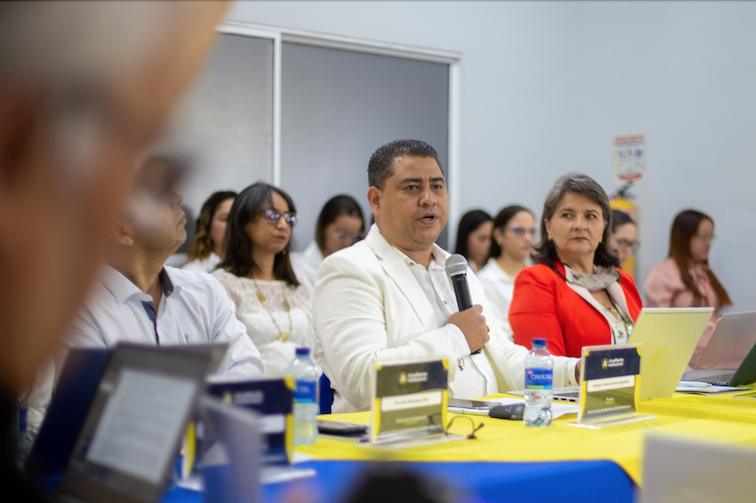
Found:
[292,194,365,286]
[509,173,643,357]
[454,209,493,272]
[478,205,537,338]
[213,183,314,374]
[608,209,639,272]
[183,190,237,272]
[644,209,731,367]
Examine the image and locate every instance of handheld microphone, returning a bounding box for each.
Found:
[488,403,525,421]
[445,254,481,355]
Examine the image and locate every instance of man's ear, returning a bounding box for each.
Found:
[111,220,134,247]
[367,186,381,218]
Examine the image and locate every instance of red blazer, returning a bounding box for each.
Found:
[510,261,643,358]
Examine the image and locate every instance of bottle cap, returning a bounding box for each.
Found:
[296,347,310,356]
[532,338,547,347]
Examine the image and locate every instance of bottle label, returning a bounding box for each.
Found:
[525,368,553,389]
[294,380,317,403]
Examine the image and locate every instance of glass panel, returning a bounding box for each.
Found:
[281,43,449,251]
[163,33,274,229]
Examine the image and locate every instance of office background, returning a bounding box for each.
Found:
[166,1,756,313]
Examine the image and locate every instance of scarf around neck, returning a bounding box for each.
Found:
[563,263,620,292]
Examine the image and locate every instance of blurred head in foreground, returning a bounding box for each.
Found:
[111,155,190,268]
[0,1,228,397]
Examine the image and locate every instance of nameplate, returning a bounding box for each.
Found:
[578,344,642,424]
[371,358,448,444]
[207,376,294,465]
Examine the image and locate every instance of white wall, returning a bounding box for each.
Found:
[226,1,756,311]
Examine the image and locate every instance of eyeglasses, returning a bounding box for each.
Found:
[506,226,537,238]
[615,239,640,252]
[428,413,484,440]
[695,234,716,243]
[261,209,298,228]
[333,230,366,242]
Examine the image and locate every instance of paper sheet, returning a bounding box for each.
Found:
[86,369,197,483]
[451,397,579,419]
[488,397,579,419]
[675,381,743,394]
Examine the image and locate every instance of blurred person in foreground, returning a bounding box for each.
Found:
[609,209,639,271]
[292,194,365,286]
[65,155,264,376]
[454,209,493,272]
[183,190,237,272]
[478,205,537,338]
[314,140,580,413]
[510,173,643,358]
[0,2,228,500]
[644,209,731,367]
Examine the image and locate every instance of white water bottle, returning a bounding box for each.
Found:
[285,347,319,445]
[524,338,553,427]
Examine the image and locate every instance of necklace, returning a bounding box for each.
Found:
[252,278,292,343]
[604,294,633,345]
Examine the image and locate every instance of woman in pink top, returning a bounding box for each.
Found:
[644,209,732,367]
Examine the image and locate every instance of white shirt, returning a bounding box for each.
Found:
[67,265,266,377]
[313,225,579,413]
[478,260,516,340]
[291,241,323,287]
[397,248,498,399]
[182,252,222,273]
[212,269,315,374]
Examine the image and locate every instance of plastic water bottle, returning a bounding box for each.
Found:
[524,338,553,427]
[286,347,319,445]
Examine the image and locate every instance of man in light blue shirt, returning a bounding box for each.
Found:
[66,155,265,377]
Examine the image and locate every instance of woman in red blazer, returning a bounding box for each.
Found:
[510,173,643,358]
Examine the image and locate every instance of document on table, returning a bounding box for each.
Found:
[86,369,197,483]
[676,381,743,394]
[455,397,579,419]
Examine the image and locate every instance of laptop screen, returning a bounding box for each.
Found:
[25,348,112,479]
[695,312,756,371]
[56,344,216,503]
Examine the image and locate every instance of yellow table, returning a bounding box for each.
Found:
[302,393,756,485]
[638,390,756,425]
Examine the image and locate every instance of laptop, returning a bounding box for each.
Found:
[525,308,713,403]
[682,311,756,386]
[27,344,228,480]
[200,396,261,503]
[26,348,112,479]
[641,435,756,503]
[48,343,222,503]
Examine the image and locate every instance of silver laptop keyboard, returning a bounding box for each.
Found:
[691,374,733,385]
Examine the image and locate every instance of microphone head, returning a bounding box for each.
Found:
[445,254,469,277]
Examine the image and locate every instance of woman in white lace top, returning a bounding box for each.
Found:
[213,183,314,374]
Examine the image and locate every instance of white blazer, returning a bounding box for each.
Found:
[314,225,578,413]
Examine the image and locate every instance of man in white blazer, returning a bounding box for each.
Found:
[314,140,580,413]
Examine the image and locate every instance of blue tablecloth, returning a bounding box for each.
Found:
[163,459,634,503]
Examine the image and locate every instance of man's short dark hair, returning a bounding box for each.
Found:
[368,139,443,190]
